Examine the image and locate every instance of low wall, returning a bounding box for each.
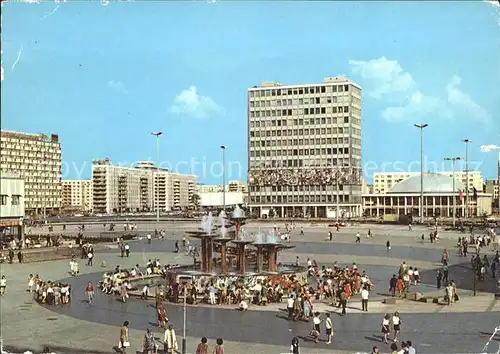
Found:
[5,247,74,264]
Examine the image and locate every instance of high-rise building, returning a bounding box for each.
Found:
[373,171,483,194]
[0,130,62,215]
[91,159,196,214]
[247,77,363,218]
[62,180,93,212]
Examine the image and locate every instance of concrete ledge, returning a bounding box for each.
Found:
[384,297,397,305]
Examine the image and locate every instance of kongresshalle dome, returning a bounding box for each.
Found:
[388,173,466,194]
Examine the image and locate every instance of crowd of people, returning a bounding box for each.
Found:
[29,273,72,305]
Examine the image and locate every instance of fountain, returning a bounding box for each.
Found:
[225,204,248,239]
[174,210,303,278]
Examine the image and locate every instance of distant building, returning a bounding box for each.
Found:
[485,179,499,211]
[363,173,492,218]
[199,191,246,208]
[247,77,363,218]
[91,159,196,214]
[373,171,483,194]
[0,130,62,215]
[0,172,25,238]
[62,180,93,212]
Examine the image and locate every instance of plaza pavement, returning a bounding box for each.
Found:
[1,225,499,353]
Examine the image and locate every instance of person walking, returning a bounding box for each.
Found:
[0,275,6,296]
[86,281,94,304]
[142,328,156,354]
[325,313,333,344]
[361,285,369,312]
[119,321,130,354]
[163,324,178,354]
[87,250,93,266]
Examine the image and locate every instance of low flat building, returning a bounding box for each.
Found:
[199,191,246,208]
[363,173,492,218]
[0,172,25,239]
[373,171,483,194]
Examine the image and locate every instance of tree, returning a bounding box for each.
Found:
[190,193,201,210]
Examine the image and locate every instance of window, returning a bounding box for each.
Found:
[344,116,349,123]
[0,195,7,205]
[344,85,349,92]
[321,86,326,93]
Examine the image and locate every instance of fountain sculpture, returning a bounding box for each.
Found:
[180,207,302,277]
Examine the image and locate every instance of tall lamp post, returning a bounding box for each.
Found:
[151,132,163,223]
[462,139,471,219]
[220,145,227,211]
[182,284,187,354]
[414,123,429,223]
[444,157,462,228]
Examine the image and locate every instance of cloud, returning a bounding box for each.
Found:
[480,144,500,152]
[169,86,223,119]
[349,57,489,122]
[107,80,127,94]
[446,75,490,122]
[349,57,415,99]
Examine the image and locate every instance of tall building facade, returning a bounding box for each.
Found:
[91,159,197,214]
[373,171,483,194]
[0,130,62,215]
[62,180,93,212]
[247,77,363,218]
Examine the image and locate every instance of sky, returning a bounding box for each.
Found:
[1,0,500,185]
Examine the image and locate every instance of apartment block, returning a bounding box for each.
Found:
[485,179,499,210]
[0,130,62,215]
[373,171,484,194]
[91,159,196,214]
[62,180,93,212]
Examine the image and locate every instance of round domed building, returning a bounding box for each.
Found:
[362,172,493,219]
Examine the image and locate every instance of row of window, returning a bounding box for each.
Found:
[250,136,353,147]
[251,147,353,157]
[249,84,351,97]
[249,194,351,204]
[250,116,361,128]
[249,106,354,118]
[250,126,359,139]
[250,96,351,107]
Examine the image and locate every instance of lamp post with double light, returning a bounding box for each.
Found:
[462,139,471,219]
[414,123,429,223]
[444,157,462,228]
[151,132,163,223]
[220,145,227,211]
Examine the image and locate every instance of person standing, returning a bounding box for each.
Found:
[87,250,93,266]
[119,321,129,354]
[311,312,321,343]
[213,338,224,354]
[164,324,178,354]
[436,270,443,289]
[289,337,299,354]
[196,337,209,354]
[340,287,347,315]
[392,311,401,342]
[0,275,6,296]
[442,263,449,284]
[361,285,369,312]
[386,240,391,252]
[325,313,333,344]
[125,243,130,257]
[381,314,390,344]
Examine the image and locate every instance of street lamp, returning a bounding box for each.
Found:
[462,139,471,219]
[151,132,163,223]
[182,284,187,354]
[414,123,429,223]
[220,145,227,211]
[444,157,462,228]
